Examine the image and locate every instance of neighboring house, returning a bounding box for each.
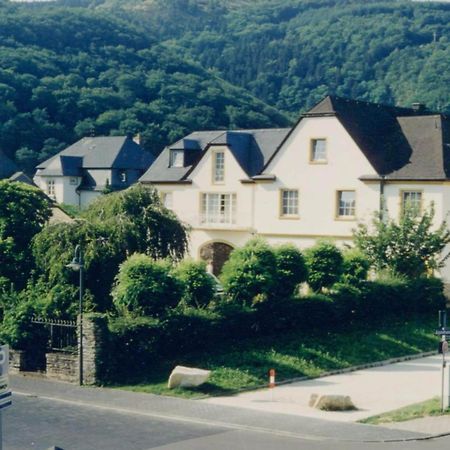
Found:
[34,136,154,208]
[140,96,450,280]
[7,171,73,224]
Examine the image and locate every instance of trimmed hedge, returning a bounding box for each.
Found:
[97,277,446,383]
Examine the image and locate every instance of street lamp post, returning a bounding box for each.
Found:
[66,245,84,386]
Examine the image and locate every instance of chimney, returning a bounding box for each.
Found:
[133,133,142,145]
[412,103,426,113]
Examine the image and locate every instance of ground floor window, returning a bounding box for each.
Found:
[336,190,356,218]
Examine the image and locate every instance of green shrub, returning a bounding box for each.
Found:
[173,259,214,308]
[221,238,276,306]
[0,296,47,351]
[272,244,308,299]
[341,249,370,284]
[112,254,182,317]
[106,315,163,380]
[305,241,344,292]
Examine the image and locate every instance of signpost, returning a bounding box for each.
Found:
[0,344,11,450]
[436,311,449,412]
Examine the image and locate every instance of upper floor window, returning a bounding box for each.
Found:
[213,151,225,183]
[47,179,55,197]
[280,189,299,217]
[161,192,173,209]
[201,193,236,225]
[310,138,327,162]
[401,191,422,216]
[336,190,356,218]
[69,177,78,186]
[169,149,184,168]
[119,171,127,183]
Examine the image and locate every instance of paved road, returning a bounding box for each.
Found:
[3,393,450,450]
[4,373,450,449]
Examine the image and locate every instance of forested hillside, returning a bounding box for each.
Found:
[60,0,450,114]
[2,0,450,173]
[0,2,288,173]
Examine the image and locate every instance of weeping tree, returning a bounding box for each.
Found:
[32,185,188,315]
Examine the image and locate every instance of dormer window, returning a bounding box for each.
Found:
[213,151,225,183]
[169,149,184,168]
[310,138,327,163]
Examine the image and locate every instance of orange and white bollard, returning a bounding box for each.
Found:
[268,368,276,401]
[269,368,276,388]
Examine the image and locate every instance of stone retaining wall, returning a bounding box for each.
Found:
[9,349,46,373]
[46,352,78,382]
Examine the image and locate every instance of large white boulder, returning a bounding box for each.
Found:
[309,393,357,411]
[168,365,211,389]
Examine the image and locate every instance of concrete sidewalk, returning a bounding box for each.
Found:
[203,354,448,427]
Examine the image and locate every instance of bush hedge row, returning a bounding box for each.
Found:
[96,276,446,382]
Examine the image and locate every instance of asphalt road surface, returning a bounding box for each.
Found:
[3,394,450,450]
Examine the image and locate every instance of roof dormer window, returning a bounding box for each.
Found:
[169,149,184,168]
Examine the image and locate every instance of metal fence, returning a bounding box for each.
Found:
[31,317,77,353]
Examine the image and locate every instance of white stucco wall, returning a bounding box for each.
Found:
[79,190,102,208]
[160,145,254,228]
[33,175,80,205]
[255,116,380,240]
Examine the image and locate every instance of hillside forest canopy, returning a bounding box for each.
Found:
[1,0,449,174]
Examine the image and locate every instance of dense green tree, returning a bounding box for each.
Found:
[173,259,215,308]
[221,239,277,306]
[354,206,450,278]
[304,241,344,292]
[32,185,188,315]
[0,181,51,288]
[112,254,182,317]
[272,244,308,299]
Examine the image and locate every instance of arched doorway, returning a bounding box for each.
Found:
[199,242,234,276]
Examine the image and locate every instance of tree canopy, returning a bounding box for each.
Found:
[0,3,289,174]
[0,180,51,288]
[354,206,450,278]
[32,185,188,314]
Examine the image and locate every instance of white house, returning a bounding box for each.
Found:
[140,96,450,279]
[34,136,154,208]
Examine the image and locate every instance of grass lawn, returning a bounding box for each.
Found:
[360,397,450,424]
[116,314,439,399]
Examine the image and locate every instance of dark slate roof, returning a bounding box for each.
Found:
[36,136,154,175]
[140,129,290,183]
[8,171,36,186]
[0,150,19,179]
[264,96,450,180]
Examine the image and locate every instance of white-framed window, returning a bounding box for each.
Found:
[169,149,184,168]
[213,151,225,183]
[280,189,299,217]
[47,179,55,197]
[401,191,422,216]
[201,193,236,224]
[310,138,327,162]
[337,190,356,217]
[69,177,78,185]
[161,192,173,209]
[119,171,127,183]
